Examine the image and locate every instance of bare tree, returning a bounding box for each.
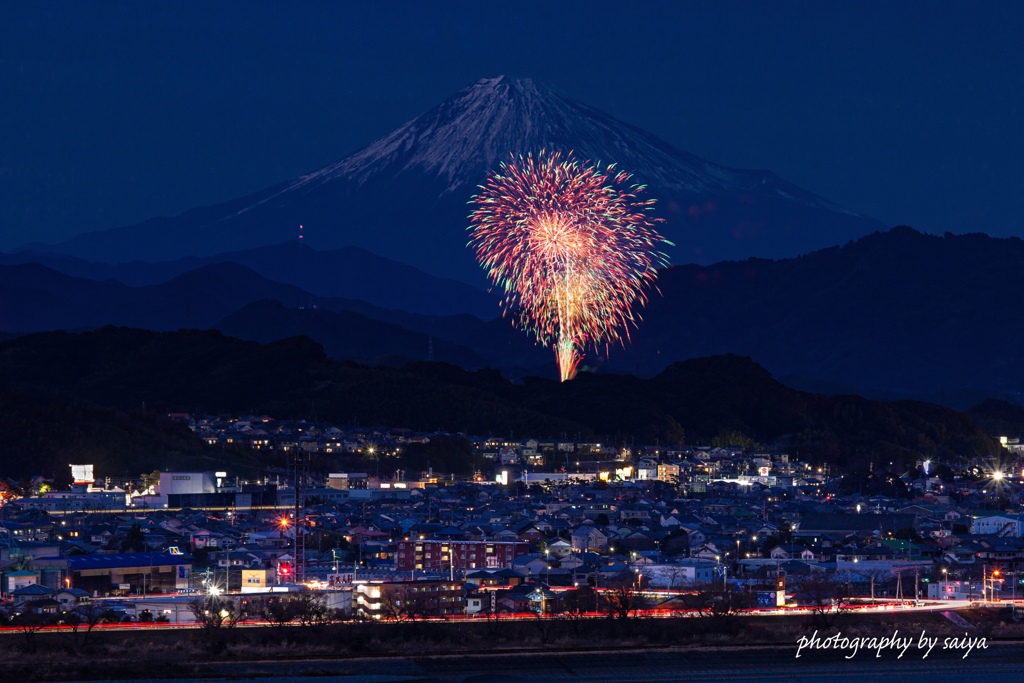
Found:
[292,593,332,626]
[658,565,692,590]
[250,596,299,628]
[793,573,852,628]
[530,609,555,644]
[378,591,412,622]
[61,604,116,654]
[404,592,432,621]
[677,581,746,620]
[605,585,647,620]
[10,607,55,654]
[188,595,245,632]
[482,600,504,636]
[560,588,589,637]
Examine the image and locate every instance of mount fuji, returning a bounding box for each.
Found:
[37,76,886,285]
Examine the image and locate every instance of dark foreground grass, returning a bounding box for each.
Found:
[2,608,1021,682]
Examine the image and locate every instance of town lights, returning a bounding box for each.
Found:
[993,471,1004,481]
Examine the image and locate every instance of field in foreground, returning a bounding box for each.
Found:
[3,608,1023,682]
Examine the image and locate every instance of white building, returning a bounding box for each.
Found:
[638,560,721,588]
[971,513,1024,537]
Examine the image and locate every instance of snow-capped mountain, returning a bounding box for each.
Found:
[42,76,885,284]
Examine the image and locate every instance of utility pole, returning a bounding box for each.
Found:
[291,452,305,584]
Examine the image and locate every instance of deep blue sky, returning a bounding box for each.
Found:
[1,1,1021,252]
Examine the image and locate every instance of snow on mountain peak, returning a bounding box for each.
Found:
[252,75,856,219]
[47,75,881,275]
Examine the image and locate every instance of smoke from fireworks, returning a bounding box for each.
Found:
[468,151,670,381]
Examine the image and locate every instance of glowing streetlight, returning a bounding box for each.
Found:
[993,471,1005,481]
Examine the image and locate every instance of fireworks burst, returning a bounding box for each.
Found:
[468,151,671,381]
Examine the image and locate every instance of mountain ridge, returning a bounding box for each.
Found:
[28,76,886,283]
[0,240,498,319]
[6,226,1024,397]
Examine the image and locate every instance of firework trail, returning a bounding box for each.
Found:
[468,151,670,381]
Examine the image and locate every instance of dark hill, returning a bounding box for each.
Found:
[0,241,498,319]
[0,261,316,332]
[967,399,1024,440]
[619,226,1024,395]
[0,259,548,372]
[5,226,1024,397]
[0,259,490,339]
[777,376,1019,412]
[213,299,489,367]
[0,328,1001,479]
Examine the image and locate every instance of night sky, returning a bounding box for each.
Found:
[2,1,1021,254]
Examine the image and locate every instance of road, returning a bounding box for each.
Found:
[0,597,985,634]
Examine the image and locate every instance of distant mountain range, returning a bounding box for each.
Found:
[3,226,1024,399]
[22,76,885,284]
[616,226,1024,396]
[0,257,549,372]
[0,240,497,319]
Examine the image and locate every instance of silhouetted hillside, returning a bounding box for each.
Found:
[0,259,547,372]
[213,299,489,367]
[5,227,1024,398]
[0,241,499,318]
[0,328,1001,479]
[779,376,1020,412]
[968,399,1024,440]
[619,227,1024,395]
[0,260,491,338]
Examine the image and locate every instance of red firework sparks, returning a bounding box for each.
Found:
[468,150,670,381]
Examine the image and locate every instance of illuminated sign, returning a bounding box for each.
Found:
[70,464,94,484]
[242,569,268,586]
[327,573,354,588]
